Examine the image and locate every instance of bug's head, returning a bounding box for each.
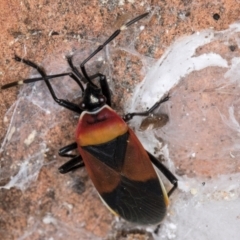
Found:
[80,83,106,111]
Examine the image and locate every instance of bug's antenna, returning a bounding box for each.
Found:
[1,73,71,90]
[80,12,149,86]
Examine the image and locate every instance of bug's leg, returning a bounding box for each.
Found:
[11,56,82,113]
[59,142,78,158]
[58,156,84,174]
[79,12,149,85]
[147,152,178,197]
[66,56,84,92]
[123,94,170,122]
[58,142,85,174]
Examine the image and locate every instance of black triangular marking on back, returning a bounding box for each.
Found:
[82,131,129,171]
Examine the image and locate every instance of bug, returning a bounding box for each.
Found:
[1,12,177,225]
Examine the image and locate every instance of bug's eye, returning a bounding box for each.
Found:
[80,102,86,109]
[99,97,105,103]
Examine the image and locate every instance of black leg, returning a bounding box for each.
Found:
[123,94,170,122]
[147,152,178,197]
[59,142,78,158]
[79,12,149,85]
[58,156,84,174]
[58,142,85,174]
[12,55,82,113]
[66,56,84,92]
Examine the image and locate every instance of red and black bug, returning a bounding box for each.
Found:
[1,12,177,225]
